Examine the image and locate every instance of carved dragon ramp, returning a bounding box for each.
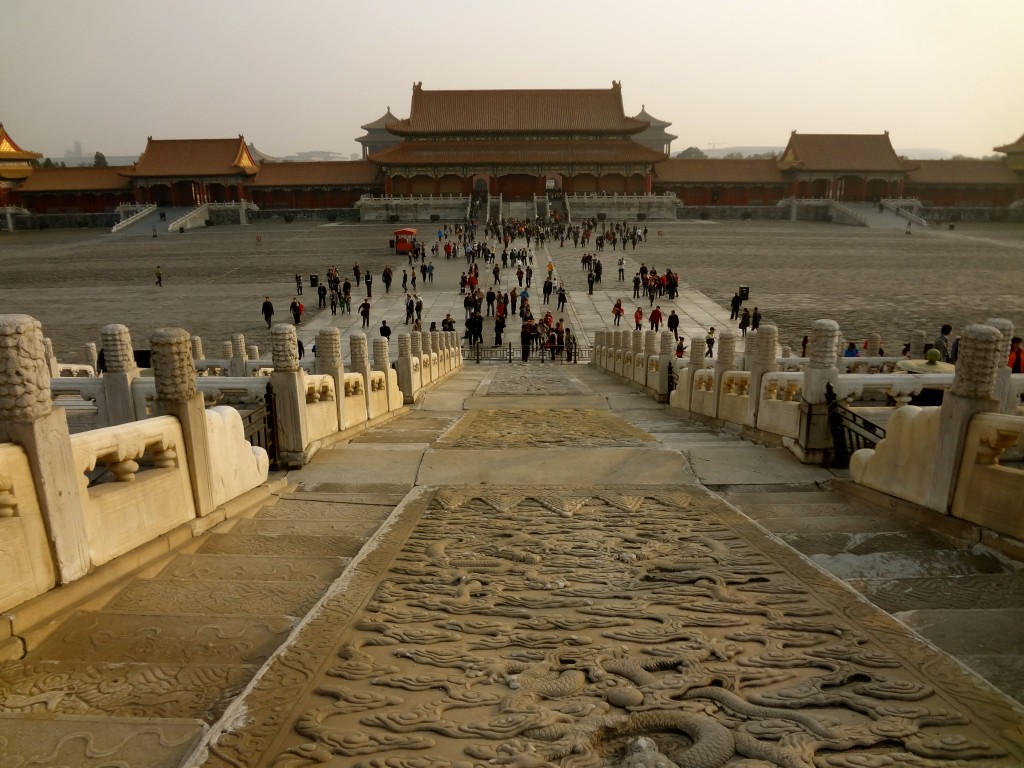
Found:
[192,484,1024,767]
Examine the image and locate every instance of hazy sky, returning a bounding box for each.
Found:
[5,0,1022,160]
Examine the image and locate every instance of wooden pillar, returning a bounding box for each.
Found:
[596,174,604,193]
[384,175,393,196]
[644,172,653,194]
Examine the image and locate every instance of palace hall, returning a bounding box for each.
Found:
[2,82,1023,220]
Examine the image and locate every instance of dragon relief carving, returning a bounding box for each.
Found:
[270,489,1017,768]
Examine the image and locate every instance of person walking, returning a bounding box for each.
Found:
[705,327,716,358]
[294,273,303,295]
[380,320,392,339]
[364,272,373,297]
[633,306,644,331]
[261,296,274,328]
[738,308,751,337]
[751,307,762,330]
[359,298,371,328]
[667,310,679,340]
[290,297,303,325]
[155,266,163,287]
[729,292,741,320]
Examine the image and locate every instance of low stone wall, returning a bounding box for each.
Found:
[677,205,791,222]
[357,196,470,223]
[919,206,1024,224]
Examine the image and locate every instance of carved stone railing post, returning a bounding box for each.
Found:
[927,324,1003,512]
[100,323,139,425]
[429,331,443,376]
[42,337,59,378]
[655,331,674,400]
[448,330,462,366]
[350,333,373,414]
[229,333,248,377]
[220,341,233,362]
[594,330,606,369]
[792,319,840,464]
[191,336,205,361]
[396,333,421,404]
[986,318,1015,414]
[151,328,214,517]
[315,328,345,430]
[84,342,98,375]
[910,330,926,360]
[0,314,89,583]
[748,324,779,426]
[865,333,881,358]
[713,330,737,418]
[373,337,396,409]
[270,324,309,467]
[248,344,260,363]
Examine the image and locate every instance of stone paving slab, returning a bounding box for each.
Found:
[462,394,610,410]
[687,444,833,485]
[847,573,1024,612]
[31,612,295,665]
[286,446,426,485]
[719,490,840,506]
[438,408,653,448]
[0,713,206,768]
[156,553,346,582]
[418,446,699,486]
[186,485,1024,767]
[253,499,394,521]
[281,490,406,505]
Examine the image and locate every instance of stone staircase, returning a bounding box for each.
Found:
[847,201,918,230]
[111,206,195,236]
[720,484,1024,703]
[3,359,1022,766]
[0,480,400,765]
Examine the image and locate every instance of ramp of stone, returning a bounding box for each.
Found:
[187,484,1024,767]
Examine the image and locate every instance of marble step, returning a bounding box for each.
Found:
[30,611,295,666]
[155,553,347,582]
[896,608,1024,656]
[102,578,331,618]
[848,572,1024,612]
[0,713,205,768]
[778,529,956,555]
[196,531,368,558]
[0,659,252,721]
[810,548,1007,581]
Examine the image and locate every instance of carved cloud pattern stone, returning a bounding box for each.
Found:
[196,486,1024,768]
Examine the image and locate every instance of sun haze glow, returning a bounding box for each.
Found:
[5,0,1022,161]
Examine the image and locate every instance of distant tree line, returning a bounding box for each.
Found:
[675,147,779,160]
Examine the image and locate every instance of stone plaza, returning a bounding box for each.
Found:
[1,218,1023,767]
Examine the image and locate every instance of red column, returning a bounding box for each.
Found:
[384,175,393,196]
[596,175,604,193]
[433,178,441,195]
[644,172,653,194]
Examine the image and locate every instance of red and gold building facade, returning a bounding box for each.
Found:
[368,82,666,200]
[1,91,1023,216]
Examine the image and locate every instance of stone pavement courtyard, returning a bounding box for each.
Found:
[1,219,1024,766]
[1,219,1022,362]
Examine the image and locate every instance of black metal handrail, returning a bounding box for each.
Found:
[240,382,278,470]
[825,382,885,468]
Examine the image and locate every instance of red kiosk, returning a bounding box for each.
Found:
[393,227,417,255]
